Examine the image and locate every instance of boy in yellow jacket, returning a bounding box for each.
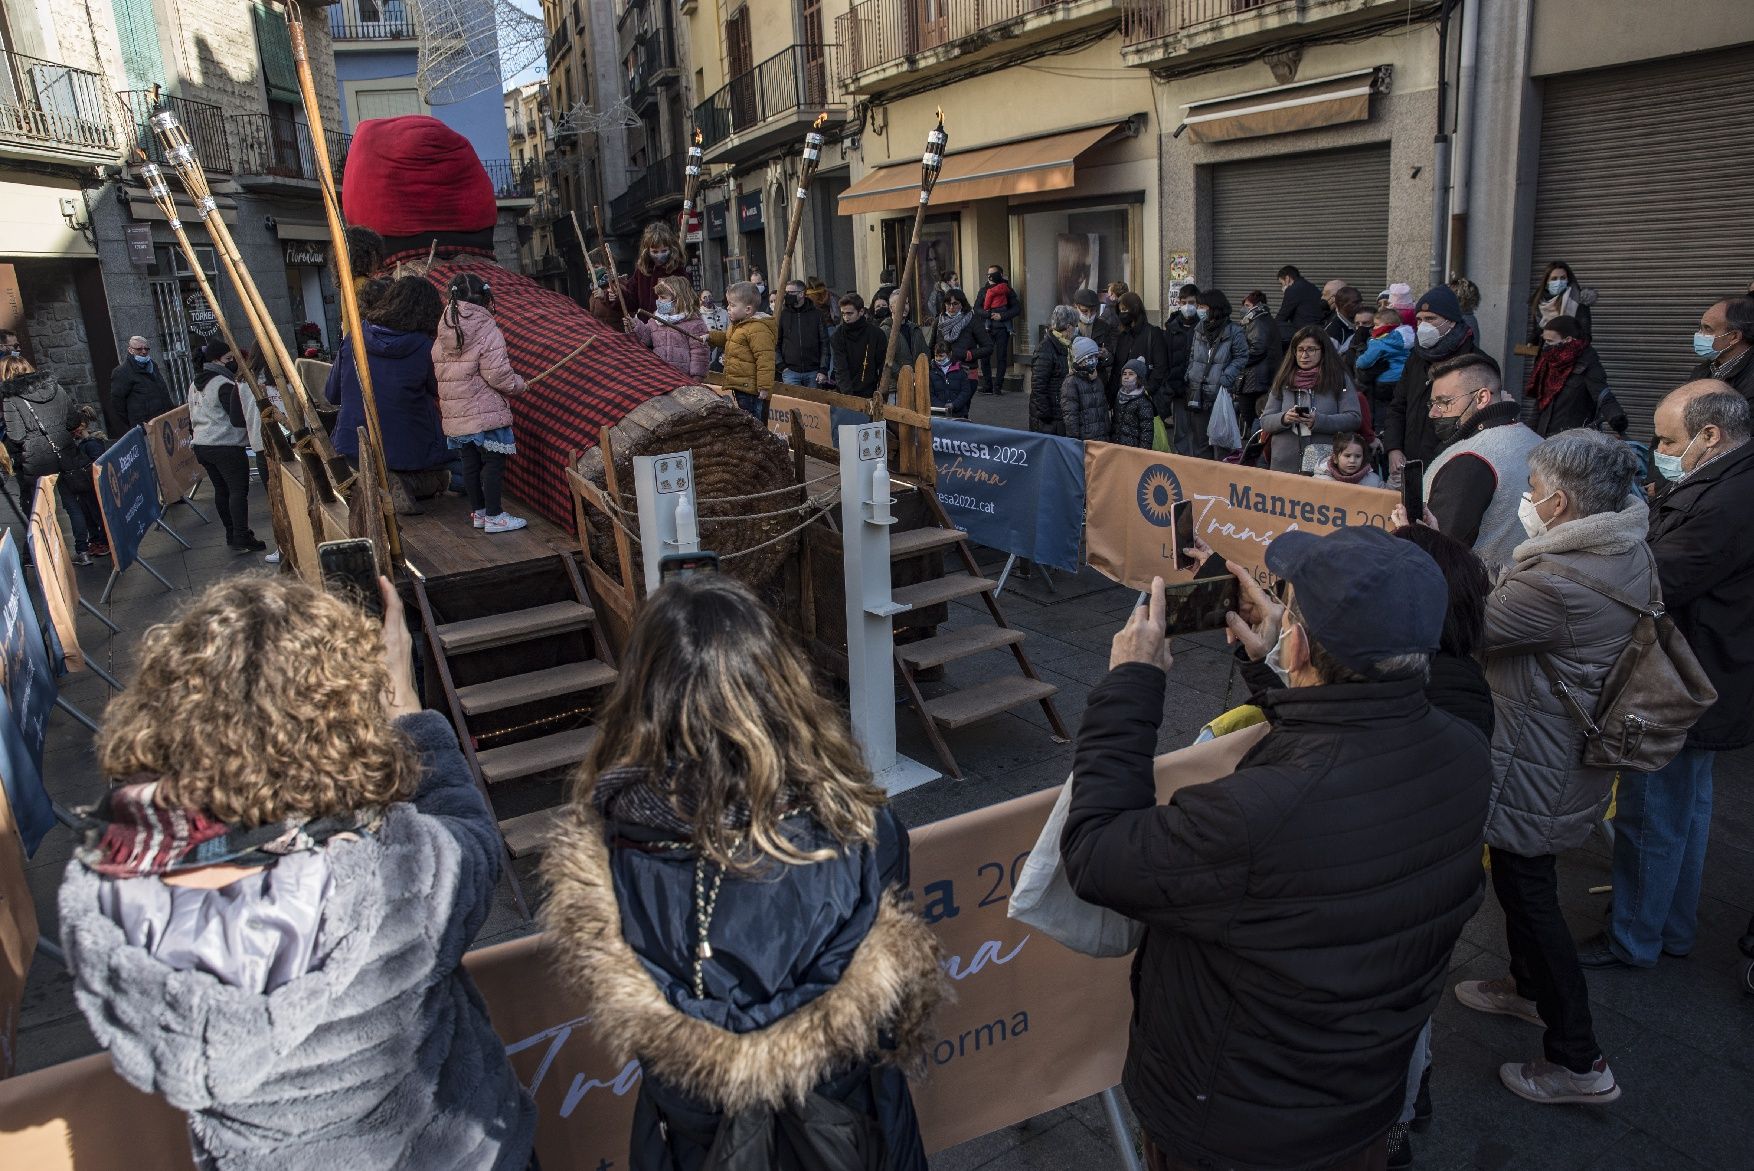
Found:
[708,280,777,422]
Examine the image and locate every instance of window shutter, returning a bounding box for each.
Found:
[253,2,302,106]
[111,0,165,92]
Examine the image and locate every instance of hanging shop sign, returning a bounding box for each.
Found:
[284,242,327,267]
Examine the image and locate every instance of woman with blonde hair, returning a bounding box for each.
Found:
[59,576,536,1171]
[542,573,945,1170]
[630,271,710,380]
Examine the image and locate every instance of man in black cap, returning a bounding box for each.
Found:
[1062,527,1492,1171]
[1383,284,1482,478]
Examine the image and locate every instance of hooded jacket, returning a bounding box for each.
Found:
[1061,666,1490,1170]
[775,297,831,374]
[111,355,175,429]
[1060,367,1110,441]
[1030,330,1070,434]
[1185,319,1249,408]
[3,370,80,477]
[1239,305,1281,398]
[1482,497,1652,855]
[431,300,528,436]
[631,312,711,383]
[1112,373,1156,450]
[325,323,448,471]
[57,712,536,1171]
[540,803,944,1171]
[1648,438,1754,750]
[188,361,247,448]
[831,316,887,397]
[708,313,778,399]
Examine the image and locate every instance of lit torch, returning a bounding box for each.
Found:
[678,126,703,245]
[775,112,830,291]
[876,108,948,404]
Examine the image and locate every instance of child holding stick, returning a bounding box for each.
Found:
[432,273,529,534]
[708,281,776,422]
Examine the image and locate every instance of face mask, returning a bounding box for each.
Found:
[1653,432,1700,481]
[787,292,805,307]
[1518,490,1557,539]
[1180,303,1197,319]
[1431,415,1463,445]
[987,274,1000,285]
[1078,309,1095,324]
[133,353,151,364]
[1118,310,1135,324]
[655,299,676,315]
[872,305,890,320]
[935,358,950,370]
[1265,622,1298,688]
[1121,375,1138,391]
[1546,278,1567,296]
[650,249,671,265]
[1543,338,1561,349]
[1196,308,1210,322]
[1693,331,1724,360]
[1416,322,1442,349]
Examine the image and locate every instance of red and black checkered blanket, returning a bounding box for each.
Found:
[422,256,685,529]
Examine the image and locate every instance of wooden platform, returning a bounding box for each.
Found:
[398,492,576,579]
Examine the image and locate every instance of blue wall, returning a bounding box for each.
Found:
[335,48,511,164]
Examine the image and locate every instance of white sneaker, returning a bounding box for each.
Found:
[1454,976,1543,1026]
[264,550,281,565]
[1499,1057,1621,1104]
[484,512,527,534]
[471,510,487,529]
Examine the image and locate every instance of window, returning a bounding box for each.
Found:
[352,86,424,124]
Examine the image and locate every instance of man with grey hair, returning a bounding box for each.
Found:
[1453,427,1648,1106]
[1688,295,1754,401]
[1579,381,1754,972]
[1421,351,1544,573]
[109,334,174,429]
[1028,305,1077,435]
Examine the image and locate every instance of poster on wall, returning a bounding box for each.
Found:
[1055,233,1100,307]
[1167,250,1194,287]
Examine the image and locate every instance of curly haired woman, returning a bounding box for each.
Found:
[58,576,535,1171]
[541,574,946,1170]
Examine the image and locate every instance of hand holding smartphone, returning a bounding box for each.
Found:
[659,551,720,582]
[1401,460,1425,529]
[318,538,384,621]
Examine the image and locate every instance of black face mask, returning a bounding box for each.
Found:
[871,306,890,321]
[1431,415,1463,445]
[1118,310,1136,325]
[987,274,1000,285]
[786,292,805,308]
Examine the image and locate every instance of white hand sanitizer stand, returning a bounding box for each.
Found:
[632,451,699,592]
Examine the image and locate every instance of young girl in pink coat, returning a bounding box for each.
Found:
[432,273,529,534]
[630,275,711,381]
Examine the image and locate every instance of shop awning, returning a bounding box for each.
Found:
[274,221,332,242]
[1180,68,1389,144]
[837,123,1121,216]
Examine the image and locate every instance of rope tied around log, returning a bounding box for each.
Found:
[593,487,842,529]
[718,498,840,562]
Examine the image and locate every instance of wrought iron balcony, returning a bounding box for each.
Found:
[609,151,684,232]
[627,28,678,110]
[0,49,116,160]
[117,90,231,172]
[328,0,416,41]
[483,157,538,200]
[692,44,845,164]
[1119,0,1436,64]
[836,0,1110,91]
[231,113,350,191]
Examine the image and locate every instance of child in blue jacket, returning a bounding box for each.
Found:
[1356,306,1411,387]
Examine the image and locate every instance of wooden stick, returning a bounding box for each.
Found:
[284,2,402,565]
[526,336,597,386]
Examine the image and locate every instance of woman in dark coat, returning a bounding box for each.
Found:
[927,287,992,388]
[1029,305,1075,435]
[1526,260,1595,345]
[1526,315,1608,436]
[541,574,946,1171]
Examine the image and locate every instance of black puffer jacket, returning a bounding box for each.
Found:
[1030,331,1070,435]
[3,371,81,477]
[1062,666,1491,1171]
[1059,371,1109,442]
[1649,438,1754,750]
[1112,390,1155,450]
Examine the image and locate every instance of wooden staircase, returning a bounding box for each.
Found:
[410,553,618,916]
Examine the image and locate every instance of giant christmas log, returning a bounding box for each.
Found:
[338,116,796,581]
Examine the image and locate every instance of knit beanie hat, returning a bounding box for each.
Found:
[1385,282,1414,310]
[342,115,497,239]
[1122,357,1148,384]
[1071,336,1101,365]
[1415,285,1464,324]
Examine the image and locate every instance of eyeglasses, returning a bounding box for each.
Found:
[1294,345,1324,357]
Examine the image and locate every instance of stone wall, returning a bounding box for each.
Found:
[15,260,99,407]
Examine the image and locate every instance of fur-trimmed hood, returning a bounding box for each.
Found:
[539,803,947,1116]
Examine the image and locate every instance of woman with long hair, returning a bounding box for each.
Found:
[1526,260,1594,344]
[1258,325,1361,473]
[58,576,536,1170]
[1526,314,1610,436]
[542,574,945,1170]
[594,220,686,327]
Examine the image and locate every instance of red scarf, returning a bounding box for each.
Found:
[1327,455,1375,484]
[1528,338,1586,410]
[1291,365,1322,390]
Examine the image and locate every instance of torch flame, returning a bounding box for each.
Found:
[813,112,829,130]
[694,127,703,144]
[935,106,944,124]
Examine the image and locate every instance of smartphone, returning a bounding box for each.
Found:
[317,538,383,620]
[1170,499,1196,572]
[1401,459,1425,525]
[659,550,720,582]
[1161,577,1241,637]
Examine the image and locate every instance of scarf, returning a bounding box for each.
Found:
[1528,338,1586,410]
[1050,327,1072,349]
[937,308,973,345]
[1536,288,1580,328]
[1417,322,1473,362]
[1291,365,1321,391]
[75,777,382,879]
[1371,322,1398,339]
[591,762,791,839]
[1326,457,1375,485]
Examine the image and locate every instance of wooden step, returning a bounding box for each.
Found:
[457,660,618,716]
[890,526,967,560]
[897,625,1026,671]
[891,573,996,611]
[922,676,1059,730]
[435,600,594,654]
[500,806,568,858]
[477,726,599,785]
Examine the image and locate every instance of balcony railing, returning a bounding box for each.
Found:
[835,0,1060,80]
[627,28,677,105]
[117,90,231,172]
[0,49,116,156]
[231,113,351,185]
[694,44,840,153]
[609,151,684,228]
[1120,0,1291,43]
[483,157,538,199]
[328,0,416,40]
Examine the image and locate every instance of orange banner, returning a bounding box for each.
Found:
[0,778,37,1079]
[26,477,82,675]
[143,405,201,504]
[1083,442,1398,590]
[766,393,834,448]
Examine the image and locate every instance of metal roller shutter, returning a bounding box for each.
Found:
[1532,49,1754,431]
[1209,145,1390,308]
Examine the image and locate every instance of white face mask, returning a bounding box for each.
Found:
[1518,490,1557,539]
[1265,622,1298,688]
[1416,321,1442,349]
[1180,303,1198,319]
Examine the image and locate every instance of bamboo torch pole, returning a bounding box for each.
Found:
[283,1,401,564]
[592,205,631,331]
[774,114,827,292]
[677,127,703,247]
[875,110,947,405]
[149,110,354,499]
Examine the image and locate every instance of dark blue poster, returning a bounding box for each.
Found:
[930,420,1085,572]
[0,533,56,854]
[92,426,165,575]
